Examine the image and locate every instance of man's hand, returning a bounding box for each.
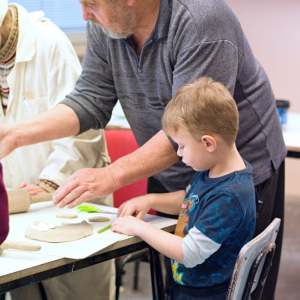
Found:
[52,129,179,209]
[18,183,48,195]
[0,124,19,159]
[52,167,119,208]
[117,195,152,219]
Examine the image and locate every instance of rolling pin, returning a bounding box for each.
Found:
[7,189,54,214]
[0,240,41,255]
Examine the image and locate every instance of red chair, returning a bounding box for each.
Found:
[104,129,147,207]
[104,129,155,299]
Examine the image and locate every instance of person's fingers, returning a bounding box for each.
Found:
[21,184,47,195]
[117,203,125,217]
[57,185,88,208]
[53,179,81,206]
[119,205,135,217]
[67,190,91,208]
[111,223,120,233]
[18,182,27,188]
[136,211,145,219]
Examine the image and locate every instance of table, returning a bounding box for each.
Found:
[282,112,300,158]
[0,203,176,300]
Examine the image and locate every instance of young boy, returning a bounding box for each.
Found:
[112,77,256,299]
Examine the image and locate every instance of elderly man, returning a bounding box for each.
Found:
[0,1,286,299]
[0,1,114,300]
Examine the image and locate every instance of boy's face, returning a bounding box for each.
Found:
[170,127,213,172]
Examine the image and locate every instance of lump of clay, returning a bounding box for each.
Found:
[88,216,110,222]
[31,221,55,232]
[25,221,93,243]
[56,213,78,219]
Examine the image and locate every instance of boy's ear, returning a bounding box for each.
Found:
[201,135,217,153]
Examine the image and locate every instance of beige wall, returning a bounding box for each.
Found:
[225,0,300,197]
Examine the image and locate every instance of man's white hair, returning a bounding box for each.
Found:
[0,0,8,27]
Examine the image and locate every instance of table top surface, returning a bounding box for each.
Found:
[0,202,176,286]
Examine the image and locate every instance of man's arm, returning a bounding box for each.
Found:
[53,129,179,208]
[0,104,80,160]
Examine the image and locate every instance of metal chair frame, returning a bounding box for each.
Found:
[226,218,281,300]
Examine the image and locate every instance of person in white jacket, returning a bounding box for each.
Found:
[0,2,115,300]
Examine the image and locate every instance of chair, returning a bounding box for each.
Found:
[104,129,155,300]
[226,218,281,300]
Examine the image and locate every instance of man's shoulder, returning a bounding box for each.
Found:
[171,0,234,27]
[169,0,242,46]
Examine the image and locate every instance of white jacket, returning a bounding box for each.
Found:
[0,5,111,204]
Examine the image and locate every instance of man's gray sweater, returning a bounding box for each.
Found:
[62,0,286,191]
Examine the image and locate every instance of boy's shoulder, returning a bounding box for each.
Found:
[191,159,253,188]
[188,159,254,209]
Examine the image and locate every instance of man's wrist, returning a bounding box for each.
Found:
[106,162,124,191]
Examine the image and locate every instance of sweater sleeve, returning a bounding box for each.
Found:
[0,163,9,245]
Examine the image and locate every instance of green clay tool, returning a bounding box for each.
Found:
[77,205,116,214]
[98,224,112,234]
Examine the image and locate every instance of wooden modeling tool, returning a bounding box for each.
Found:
[0,240,41,255]
[7,189,54,214]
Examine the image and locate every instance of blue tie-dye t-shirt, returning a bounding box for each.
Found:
[171,160,256,287]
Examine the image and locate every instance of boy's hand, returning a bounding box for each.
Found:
[117,195,152,219]
[112,216,146,236]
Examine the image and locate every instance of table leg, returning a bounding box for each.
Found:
[148,246,165,300]
[0,293,5,300]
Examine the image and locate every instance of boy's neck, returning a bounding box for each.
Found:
[208,143,245,178]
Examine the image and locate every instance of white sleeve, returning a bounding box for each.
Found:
[37,32,109,186]
[182,226,221,268]
[39,129,108,186]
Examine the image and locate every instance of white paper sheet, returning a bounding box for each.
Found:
[6,202,177,259]
[0,250,60,277]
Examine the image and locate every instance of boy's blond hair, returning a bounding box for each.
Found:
[162,76,239,145]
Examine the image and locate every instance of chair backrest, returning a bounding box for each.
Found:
[104,130,155,214]
[227,218,281,300]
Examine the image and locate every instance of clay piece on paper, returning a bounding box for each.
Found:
[25,221,93,243]
[31,221,55,231]
[56,213,78,219]
[88,216,110,222]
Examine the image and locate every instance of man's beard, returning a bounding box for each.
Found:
[91,6,136,39]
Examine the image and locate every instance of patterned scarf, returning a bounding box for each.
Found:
[0,4,18,113]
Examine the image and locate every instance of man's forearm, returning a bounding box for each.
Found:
[8,104,80,148]
[107,130,179,189]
